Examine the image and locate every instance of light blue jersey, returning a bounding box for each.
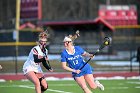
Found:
[61,46,93,77]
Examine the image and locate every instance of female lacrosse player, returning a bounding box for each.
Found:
[23,31,53,93]
[61,31,104,93]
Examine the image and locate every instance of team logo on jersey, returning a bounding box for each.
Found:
[68,55,81,60]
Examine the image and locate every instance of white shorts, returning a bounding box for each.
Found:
[23,65,43,75]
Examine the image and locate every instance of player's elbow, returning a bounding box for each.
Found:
[61,65,68,71]
[62,65,67,70]
[61,62,67,70]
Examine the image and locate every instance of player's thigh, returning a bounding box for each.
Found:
[84,74,97,89]
[35,73,44,78]
[25,71,40,85]
[75,76,87,88]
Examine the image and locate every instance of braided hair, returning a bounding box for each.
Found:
[68,30,80,42]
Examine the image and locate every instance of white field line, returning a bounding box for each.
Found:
[47,89,72,93]
[49,84,76,86]
[19,85,34,89]
[127,81,140,84]
[0,85,73,93]
[110,86,140,89]
[19,85,72,93]
[107,87,129,89]
[127,81,140,89]
[135,86,140,88]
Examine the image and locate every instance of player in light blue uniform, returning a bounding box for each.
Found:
[61,46,93,77]
[60,32,104,93]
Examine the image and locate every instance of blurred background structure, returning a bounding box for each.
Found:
[0,0,140,74]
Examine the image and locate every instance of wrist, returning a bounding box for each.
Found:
[73,69,76,73]
[85,52,90,57]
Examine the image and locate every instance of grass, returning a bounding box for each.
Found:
[0,79,140,93]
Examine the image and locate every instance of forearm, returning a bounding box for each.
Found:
[83,51,93,57]
[62,65,75,72]
[42,60,51,70]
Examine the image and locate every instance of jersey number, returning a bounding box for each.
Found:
[73,60,78,65]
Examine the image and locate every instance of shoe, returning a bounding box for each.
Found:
[95,80,104,91]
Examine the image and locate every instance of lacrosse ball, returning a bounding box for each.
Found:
[105,41,108,45]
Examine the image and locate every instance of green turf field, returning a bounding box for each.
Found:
[0,79,140,93]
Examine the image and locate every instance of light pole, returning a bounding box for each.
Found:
[15,0,21,74]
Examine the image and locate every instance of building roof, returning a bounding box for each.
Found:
[38,17,114,31]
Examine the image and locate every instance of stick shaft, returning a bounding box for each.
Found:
[79,49,100,70]
[42,48,52,69]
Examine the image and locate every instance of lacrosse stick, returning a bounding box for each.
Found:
[79,37,112,70]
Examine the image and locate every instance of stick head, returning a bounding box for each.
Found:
[103,37,112,46]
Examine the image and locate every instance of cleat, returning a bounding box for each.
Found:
[95,80,104,91]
